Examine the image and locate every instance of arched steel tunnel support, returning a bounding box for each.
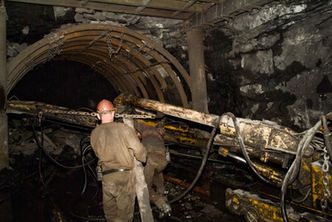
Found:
[7,24,192,107]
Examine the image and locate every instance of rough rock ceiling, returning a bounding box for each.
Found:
[6,0,276,26]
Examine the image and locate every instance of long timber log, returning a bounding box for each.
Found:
[7,96,300,164]
[115,94,300,155]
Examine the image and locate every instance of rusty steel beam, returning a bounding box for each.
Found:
[7,0,205,12]
[87,0,204,12]
[7,0,193,20]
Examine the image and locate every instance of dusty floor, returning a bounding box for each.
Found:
[0,150,246,222]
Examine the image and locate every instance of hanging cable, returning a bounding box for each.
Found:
[290,186,311,203]
[80,144,96,195]
[32,119,96,169]
[169,116,220,204]
[80,148,88,195]
[280,120,321,222]
[37,123,47,188]
[223,112,276,186]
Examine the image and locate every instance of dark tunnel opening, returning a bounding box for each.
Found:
[9,60,118,110]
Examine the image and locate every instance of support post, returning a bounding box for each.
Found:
[0,1,9,170]
[187,27,209,113]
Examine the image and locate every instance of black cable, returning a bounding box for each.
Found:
[224,112,276,186]
[32,121,96,169]
[169,117,220,204]
[80,149,88,195]
[80,141,99,196]
[38,133,47,188]
[86,160,100,200]
[80,145,96,196]
[290,186,311,203]
[280,120,321,222]
[32,121,51,190]
[86,156,98,181]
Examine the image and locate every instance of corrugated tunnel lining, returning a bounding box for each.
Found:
[7,24,192,107]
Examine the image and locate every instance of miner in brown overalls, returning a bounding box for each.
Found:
[90,99,147,222]
[135,120,171,217]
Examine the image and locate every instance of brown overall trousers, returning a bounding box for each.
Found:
[91,122,147,222]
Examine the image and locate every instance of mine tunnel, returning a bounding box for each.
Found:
[1,1,332,222]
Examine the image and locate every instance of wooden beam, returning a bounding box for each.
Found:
[187,27,208,113]
[172,0,199,17]
[89,0,204,12]
[135,0,151,13]
[187,0,273,27]
[6,0,193,20]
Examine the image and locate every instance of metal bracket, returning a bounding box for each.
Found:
[105,31,115,60]
[46,33,64,61]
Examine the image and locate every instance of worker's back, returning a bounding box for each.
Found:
[91,122,143,169]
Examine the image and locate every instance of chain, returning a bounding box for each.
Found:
[106,32,115,60]
[42,109,98,117]
[39,109,155,119]
[115,32,124,54]
[115,113,155,119]
[46,33,64,61]
[321,145,331,211]
[105,31,124,60]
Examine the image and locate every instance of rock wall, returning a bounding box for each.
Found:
[5,1,332,130]
[205,0,332,130]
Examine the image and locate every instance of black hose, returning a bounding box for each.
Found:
[80,145,96,196]
[169,117,220,204]
[80,148,88,195]
[224,112,276,186]
[290,187,311,203]
[32,120,95,169]
[37,126,47,188]
[280,120,321,222]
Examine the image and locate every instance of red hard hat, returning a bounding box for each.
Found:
[97,99,116,114]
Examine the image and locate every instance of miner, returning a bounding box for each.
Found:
[90,99,147,222]
[135,120,172,217]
